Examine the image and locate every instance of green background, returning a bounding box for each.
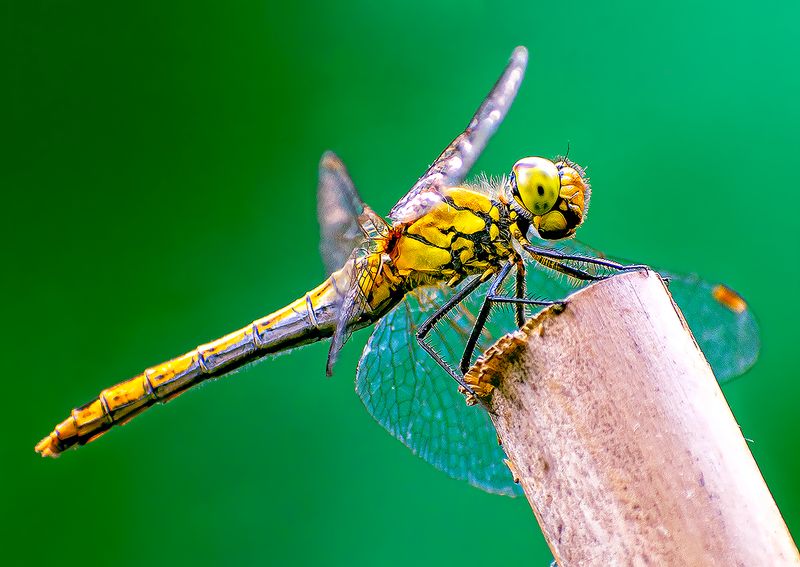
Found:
[5,1,798,565]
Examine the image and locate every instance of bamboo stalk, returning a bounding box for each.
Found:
[465,270,799,566]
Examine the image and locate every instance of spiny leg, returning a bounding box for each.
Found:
[459,262,513,375]
[514,256,526,328]
[523,244,649,274]
[523,244,668,287]
[417,247,637,390]
[523,247,603,282]
[456,248,650,376]
[459,261,560,374]
[416,275,485,394]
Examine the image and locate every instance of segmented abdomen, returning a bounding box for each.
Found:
[35,270,350,457]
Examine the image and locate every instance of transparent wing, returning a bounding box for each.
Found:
[356,241,758,497]
[388,47,528,223]
[528,237,760,383]
[317,152,392,373]
[356,284,523,496]
[317,151,370,275]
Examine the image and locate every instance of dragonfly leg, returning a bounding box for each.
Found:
[526,245,669,286]
[523,244,649,276]
[458,261,562,374]
[416,275,485,394]
[459,262,513,375]
[514,256,526,328]
[523,248,602,281]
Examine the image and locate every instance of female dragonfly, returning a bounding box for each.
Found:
[36,47,759,496]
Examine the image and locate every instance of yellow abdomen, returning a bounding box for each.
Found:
[34,262,380,457]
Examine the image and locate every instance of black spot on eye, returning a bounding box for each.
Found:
[537,185,545,196]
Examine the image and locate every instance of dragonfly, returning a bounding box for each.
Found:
[36,47,759,497]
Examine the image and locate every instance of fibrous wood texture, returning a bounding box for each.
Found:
[465,270,798,566]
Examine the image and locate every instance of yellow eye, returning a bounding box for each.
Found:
[510,157,560,216]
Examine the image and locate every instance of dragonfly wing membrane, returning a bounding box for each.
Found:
[389,47,528,223]
[318,151,381,274]
[326,253,371,375]
[356,286,523,496]
[526,237,760,382]
[664,274,759,382]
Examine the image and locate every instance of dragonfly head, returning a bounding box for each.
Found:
[509,156,591,239]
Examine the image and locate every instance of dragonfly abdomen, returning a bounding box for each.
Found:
[35,272,350,457]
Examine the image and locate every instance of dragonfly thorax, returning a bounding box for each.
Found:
[509,156,591,240]
[386,186,516,287]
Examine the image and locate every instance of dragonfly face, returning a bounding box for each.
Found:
[510,157,591,240]
[36,46,759,501]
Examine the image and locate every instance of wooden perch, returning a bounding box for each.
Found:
[465,270,799,566]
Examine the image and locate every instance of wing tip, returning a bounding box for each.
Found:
[711,284,748,314]
[511,45,528,64]
[320,150,343,168]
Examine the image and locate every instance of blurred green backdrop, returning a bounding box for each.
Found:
[4,1,799,565]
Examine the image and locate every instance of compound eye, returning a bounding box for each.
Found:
[511,157,560,216]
